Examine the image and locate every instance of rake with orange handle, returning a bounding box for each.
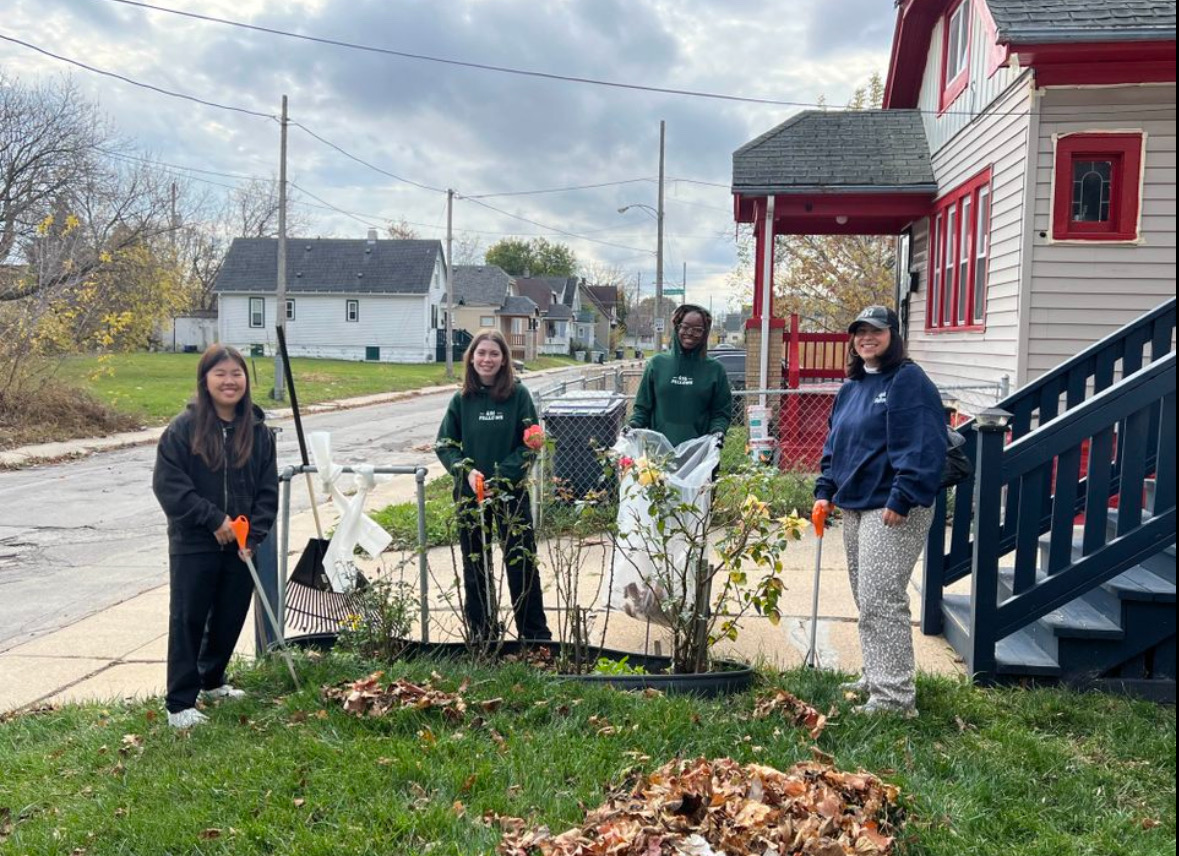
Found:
[230,516,300,689]
[804,502,834,669]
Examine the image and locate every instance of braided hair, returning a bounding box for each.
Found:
[671,303,713,355]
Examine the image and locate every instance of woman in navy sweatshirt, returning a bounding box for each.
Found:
[813,306,946,718]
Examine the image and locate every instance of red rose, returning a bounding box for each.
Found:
[523,425,546,450]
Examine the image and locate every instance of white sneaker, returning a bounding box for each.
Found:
[202,684,246,701]
[167,708,209,729]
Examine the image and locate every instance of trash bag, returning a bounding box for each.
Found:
[609,429,720,625]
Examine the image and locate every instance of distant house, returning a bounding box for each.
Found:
[450,264,540,361]
[515,277,576,355]
[581,284,621,354]
[720,312,748,346]
[212,233,446,363]
[159,308,219,353]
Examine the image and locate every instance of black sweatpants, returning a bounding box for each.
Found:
[458,492,551,641]
[166,550,254,713]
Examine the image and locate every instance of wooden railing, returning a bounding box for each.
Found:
[784,314,846,388]
[921,297,1177,659]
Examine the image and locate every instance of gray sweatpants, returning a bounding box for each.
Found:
[843,505,934,710]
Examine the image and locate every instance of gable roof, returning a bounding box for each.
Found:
[584,285,619,312]
[453,265,511,307]
[497,295,539,316]
[884,0,1176,108]
[733,110,935,195]
[987,0,1175,42]
[213,238,443,295]
[514,278,559,312]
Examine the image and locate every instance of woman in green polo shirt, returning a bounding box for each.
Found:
[435,330,552,642]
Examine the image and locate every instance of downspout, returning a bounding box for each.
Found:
[1015,71,1042,388]
[758,196,775,408]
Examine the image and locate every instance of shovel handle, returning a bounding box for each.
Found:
[474,474,485,504]
[230,515,250,552]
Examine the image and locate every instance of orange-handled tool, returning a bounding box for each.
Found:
[474,473,486,504]
[804,502,834,669]
[230,516,300,689]
[470,476,497,642]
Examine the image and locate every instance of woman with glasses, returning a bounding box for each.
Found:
[812,305,947,719]
[627,303,732,447]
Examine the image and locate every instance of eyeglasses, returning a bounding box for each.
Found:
[678,325,706,336]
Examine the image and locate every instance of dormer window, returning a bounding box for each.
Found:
[940,0,971,112]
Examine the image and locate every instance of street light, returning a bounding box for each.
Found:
[618,202,665,352]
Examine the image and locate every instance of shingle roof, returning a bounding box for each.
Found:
[514,279,558,312]
[547,303,574,320]
[584,285,619,311]
[212,238,443,295]
[987,0,1176,42]
[497,295,539,316]
[453,265,511,307]
[733,110,935,195]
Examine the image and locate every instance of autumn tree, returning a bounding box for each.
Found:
[727,73,896,332]
[485,237,577,277]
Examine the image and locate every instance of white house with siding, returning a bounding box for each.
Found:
[212,234,447,363]
[732,0,1175,412]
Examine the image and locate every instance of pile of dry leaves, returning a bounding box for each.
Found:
[497,757,902,855]
[321,672,502,721]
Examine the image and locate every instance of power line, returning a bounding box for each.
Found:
[465,177,652,200]
[462,197,654,254]
[0,32,275,120]
[288,122,448,195]
[97,0,823,109]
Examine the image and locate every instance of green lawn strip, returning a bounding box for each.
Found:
[52,353,584,426]
[0,656,1172,855]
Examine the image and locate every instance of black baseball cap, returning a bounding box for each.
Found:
[848,305,900,334]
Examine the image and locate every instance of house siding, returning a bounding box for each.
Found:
[219,293,434,362]
[919,0,1023,155]
[1026,84,1178,379]
[906,73,1034,411]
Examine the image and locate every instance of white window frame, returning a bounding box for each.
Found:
[346,299,359,323]
[249,297,265,329]
[285,299,295,322]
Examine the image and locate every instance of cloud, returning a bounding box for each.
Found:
[1,0,896,306]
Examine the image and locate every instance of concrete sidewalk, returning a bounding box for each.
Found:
[0,477,965,713]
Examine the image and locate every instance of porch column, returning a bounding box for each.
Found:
[746,197,785,405]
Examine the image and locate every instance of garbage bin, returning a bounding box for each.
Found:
[542,391,628,498]
[615,349,625,361]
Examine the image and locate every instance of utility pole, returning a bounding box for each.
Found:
[169,181,178,250]
[655,119,666,353]
[273,94,288,401]
[682,261,687,306]
[445,188,455,380]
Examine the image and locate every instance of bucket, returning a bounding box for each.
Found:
[749,436,775,466]
[747,405,771,441]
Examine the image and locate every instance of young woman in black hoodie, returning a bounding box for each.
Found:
[435,330,551,642]
[152,345,277,728]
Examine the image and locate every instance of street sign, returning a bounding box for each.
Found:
[663,288,685,296]
[653,317,666,333]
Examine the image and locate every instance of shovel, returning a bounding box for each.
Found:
[230,516,301,689]
[803,503,833,669]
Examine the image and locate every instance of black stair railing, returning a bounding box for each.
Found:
[923,298,1177,634]
[968,354,1176,677]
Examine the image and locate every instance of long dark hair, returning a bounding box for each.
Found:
[461,329,516,402]
[672,304,713,355]
[190,345,256,470]
[846,329,909,380]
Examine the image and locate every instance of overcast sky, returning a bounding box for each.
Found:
[1,0,896,310]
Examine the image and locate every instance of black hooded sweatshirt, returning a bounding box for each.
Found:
[152,404,278,555]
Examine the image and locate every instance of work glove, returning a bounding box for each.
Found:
[711,431,726,450]
[621,425,634,438]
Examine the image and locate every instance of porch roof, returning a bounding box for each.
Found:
[732,109,935,234]
[497,295,539,317]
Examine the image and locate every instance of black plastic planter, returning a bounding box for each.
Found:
[285,634,754,697]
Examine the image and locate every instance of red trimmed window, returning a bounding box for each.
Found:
[940,0,971,111]
[1052,133,1144,241]
[928,169,992,332]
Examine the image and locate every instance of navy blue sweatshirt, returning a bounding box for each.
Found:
[814,362,947,515]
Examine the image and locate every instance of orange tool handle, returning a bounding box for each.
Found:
[230,515,250,552]
[812,503,833,538]
[474,474,485,504]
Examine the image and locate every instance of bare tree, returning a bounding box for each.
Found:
[452,231,484,267]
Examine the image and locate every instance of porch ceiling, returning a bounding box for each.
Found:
[732,109,935,234]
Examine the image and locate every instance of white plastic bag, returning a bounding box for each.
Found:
[308,432,393,593]
[609,429,720,625]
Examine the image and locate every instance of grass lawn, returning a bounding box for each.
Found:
[1,655,1172,855]
[52,353,583,426]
